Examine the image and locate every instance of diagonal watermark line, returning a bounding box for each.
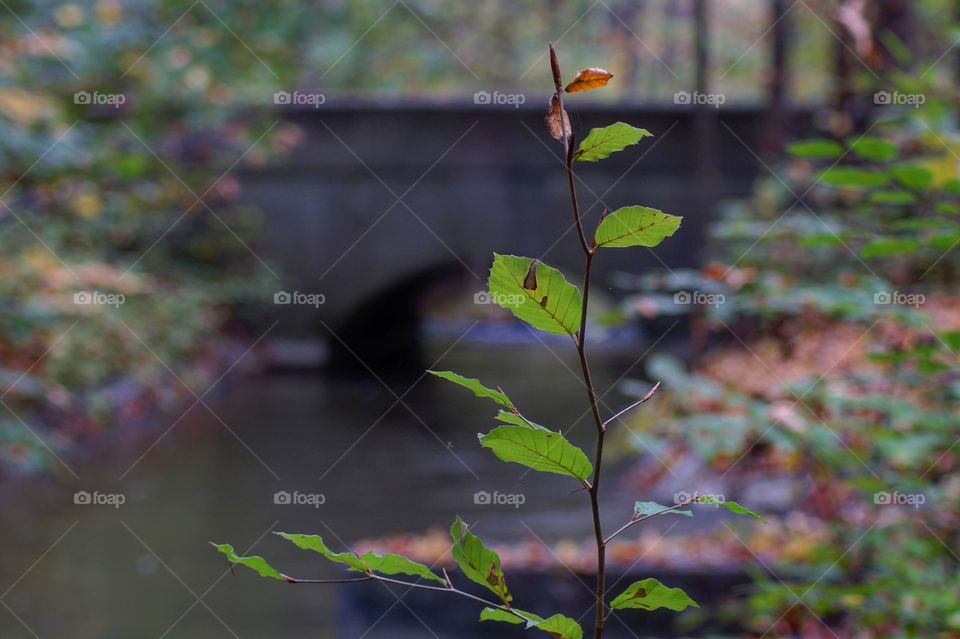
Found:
[318,319,481,480]
[162,520,279,639]
[724,521,847,639]
[798,0,879,80]
[719,0,800,80]
[398,0,478,80]
[0,120,80,279]
[519,1,600,80]
[313,519,458,639]
[199,0,279,79]
[121,520,240,639]
[0,600,40,639]
[573,520,680,629]
[599,0,679,80]
[719,119,881,278]
[0,399,79,478]
[0,0,79,78]
[121,0,200,78]
[520,118,682,277]
[1,320,78,400]
[520,521,596,596]
[716,318,881,481]
[317,120,482,281]
[120,120,281,278]
[516,321,682,482]
[315,321,480,482]
[0,123,79,202]
[319,0,400,80]
[1,520,78,600]
[918,322,960,478]
[118,321,279,480]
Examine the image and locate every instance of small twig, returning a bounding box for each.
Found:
[282,575,373,584]
[601,382,661,429]
[603,499,696,545]
[281,571,537,623]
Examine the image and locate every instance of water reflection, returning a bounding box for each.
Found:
[0,338,665,638]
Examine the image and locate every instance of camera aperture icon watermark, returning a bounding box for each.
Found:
[674,490,724,505]
[874,490,925,508]
[274,490,326,508]
[674,290,725,307]
[274,290,325,308]
[74,490,125,508]
[674,90,725,108]
[474,291,526,307]
[474,490,525,509]
[74,90,126,108]
[473,90,526,108]
[74,290,125,308]
[874,290,924,308]
[273,90,325,108]
[874,91,925,108]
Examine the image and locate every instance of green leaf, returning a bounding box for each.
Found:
[697,496,765,522]
[360,552,445,584]
[861,237,921,259]
[891,165,934,190]
[479,607,542,626]
[496,410,548,431]
[610,578,699,612]
[450,516,511,603]
[478,425,593,480]
[574,122,652,162]
[817,167,889,188]
[849,136,898,162]
[274,533,367,572]
[634,500,692,518]
[869,190,917,205]
[427,370,512,408]
[935,201,960,214]
[786,138,843,159]
[531,614,584,638]
[594,206,682,249]
[488,254,582,335]
[211,543,286,580]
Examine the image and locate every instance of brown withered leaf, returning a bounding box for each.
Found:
[564,67,613,93]
[544,96,571,141]
[523,259,538,290]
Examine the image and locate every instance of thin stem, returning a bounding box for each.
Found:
[601,382,661,429]
[551,42,610,638]
[284,572,535,624]
[556,65,608,639]
[603,499,696,545]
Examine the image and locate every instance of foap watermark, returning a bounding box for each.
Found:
[274,290,325,307]
[874,490,925,509]
[74,290,125,308]
[273,90,326,108]
[674,290,725,307]
[874,90,925,108]
[274,490,326,508]
[474,490,525,508]
[874,290,925,308]
[474,291,526,307]
[674,90,725,108]
[473,90,526,108]
[74,90,126,108]
[74,490,125,509]
[674,490,725,505]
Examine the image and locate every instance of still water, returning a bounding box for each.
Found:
[0,337,683,638]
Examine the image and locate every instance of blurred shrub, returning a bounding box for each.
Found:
[613,55,960,635]
[0,0,318,474]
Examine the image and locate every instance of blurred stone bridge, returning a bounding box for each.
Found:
[238,100,806,367]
